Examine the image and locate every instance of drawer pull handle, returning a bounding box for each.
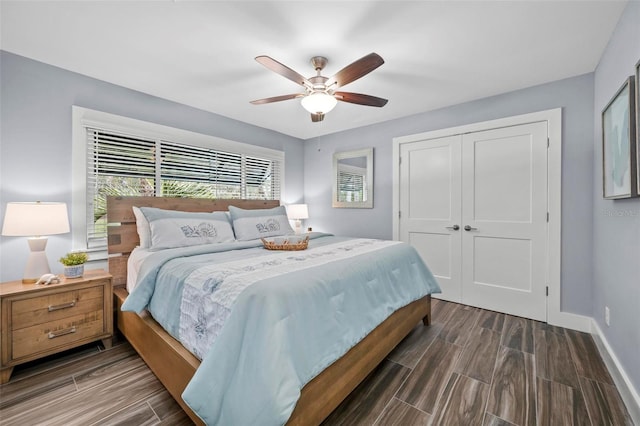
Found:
[48,327,77,339]
[48,299,76,312]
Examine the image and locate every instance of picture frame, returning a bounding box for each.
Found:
[602,76,637,199]
[636,60,640,193]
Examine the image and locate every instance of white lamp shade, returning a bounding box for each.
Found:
[301,92,337,114]
[2,202,70,236]
[286,204,309,220]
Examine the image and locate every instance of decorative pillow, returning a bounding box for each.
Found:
[140,207,235,250]
[132,206,151,249]
[228,205,294,241]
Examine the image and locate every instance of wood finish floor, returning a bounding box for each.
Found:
[0,299,633,425]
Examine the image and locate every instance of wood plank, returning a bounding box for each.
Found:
[536,377,590,426]
[108,255,129,289]
[74,352,147,391]
[483,413,517,425]
[431,373,489,425]
[6,343,102,383]
[97,389,193,425]
[386,321,442,368]
[374,398,431,425]
[159,410,197,425]
[395,337,463,414]
[107,196,280,224]
[487,346,537,426]
[0,364,163,425]
[565,329,614,385]
[579,376,633,426]
[148,390,194,423]
[0,270,111,297]
[439,304,480,346]
[501,315,534,354]
[534,327,580,389]
[320,359,410,425]
[107,223,139,255]
[533,320,566,335]
[477,309,506,333]
[430,299,461,325]
[0,343,135,408]
[93,398,161,426]
[455,326,500,384]
[0,376,77,417]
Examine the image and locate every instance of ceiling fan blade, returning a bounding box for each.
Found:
[326,53,384,89]
[255,56,311,87]
[311,113,325,122]
[334,92,388,107]
[250,93,303,105]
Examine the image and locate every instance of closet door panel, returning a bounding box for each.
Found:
[472,134,533,222]
[400,135,462,302]
[461,122,548,321]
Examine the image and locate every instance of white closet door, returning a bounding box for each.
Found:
[399,135,462,302]
[461,122,548,320]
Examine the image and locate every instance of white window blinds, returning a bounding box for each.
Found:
[85,127,282,249]
[337,167,366,203]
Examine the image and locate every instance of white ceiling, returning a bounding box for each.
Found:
[0,1,627,140]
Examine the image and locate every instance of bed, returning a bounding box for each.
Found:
[107,196,439,425]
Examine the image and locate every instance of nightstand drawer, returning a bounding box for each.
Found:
[11,285,105,329]
[12,310,106,359]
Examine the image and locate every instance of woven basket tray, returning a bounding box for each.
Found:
[261,235,310,251]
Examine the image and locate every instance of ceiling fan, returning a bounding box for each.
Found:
[250,52,388,122]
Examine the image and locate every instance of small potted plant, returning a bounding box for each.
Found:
[59,251,88,278]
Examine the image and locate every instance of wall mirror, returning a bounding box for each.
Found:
[332,148,373,208]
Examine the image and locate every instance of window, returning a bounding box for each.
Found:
[337,165,367,203]
[73,107,284,258]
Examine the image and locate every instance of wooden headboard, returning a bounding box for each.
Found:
[106,196,280,289]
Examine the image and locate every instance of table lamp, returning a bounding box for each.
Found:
[2,201,70,283]
[286,204,309,235]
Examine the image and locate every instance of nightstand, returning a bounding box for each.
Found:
[0,269,113,384]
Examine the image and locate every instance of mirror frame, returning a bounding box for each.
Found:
[332,148,374,209]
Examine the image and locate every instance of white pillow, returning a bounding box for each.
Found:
[140,207,235,250]
[132,206,151,249]
[228,205,294,241]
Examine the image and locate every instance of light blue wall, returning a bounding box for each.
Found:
[305,73,595,317]
[592,0,640,396]
[0,51,305,282]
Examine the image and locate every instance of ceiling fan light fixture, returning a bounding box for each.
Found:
[301,92,337,114]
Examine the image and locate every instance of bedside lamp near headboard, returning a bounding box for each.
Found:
[2,201,70,283]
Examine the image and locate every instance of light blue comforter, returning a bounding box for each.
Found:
[122,234,440,425]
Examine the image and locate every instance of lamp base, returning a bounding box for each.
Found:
[294,219,303,235]
[23,237,51,283]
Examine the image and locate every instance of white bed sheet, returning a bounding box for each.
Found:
[127,247,153,293]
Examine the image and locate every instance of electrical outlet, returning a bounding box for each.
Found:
[605,306,610,327]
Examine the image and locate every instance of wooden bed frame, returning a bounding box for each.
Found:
[107,196,431,425]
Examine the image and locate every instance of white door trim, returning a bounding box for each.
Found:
[392,108,590,332]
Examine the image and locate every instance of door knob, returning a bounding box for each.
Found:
[464,225,478,231]
[446,225,460,231]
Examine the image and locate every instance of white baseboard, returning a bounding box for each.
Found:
[591,319,640,425]
[548,310,591,332]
